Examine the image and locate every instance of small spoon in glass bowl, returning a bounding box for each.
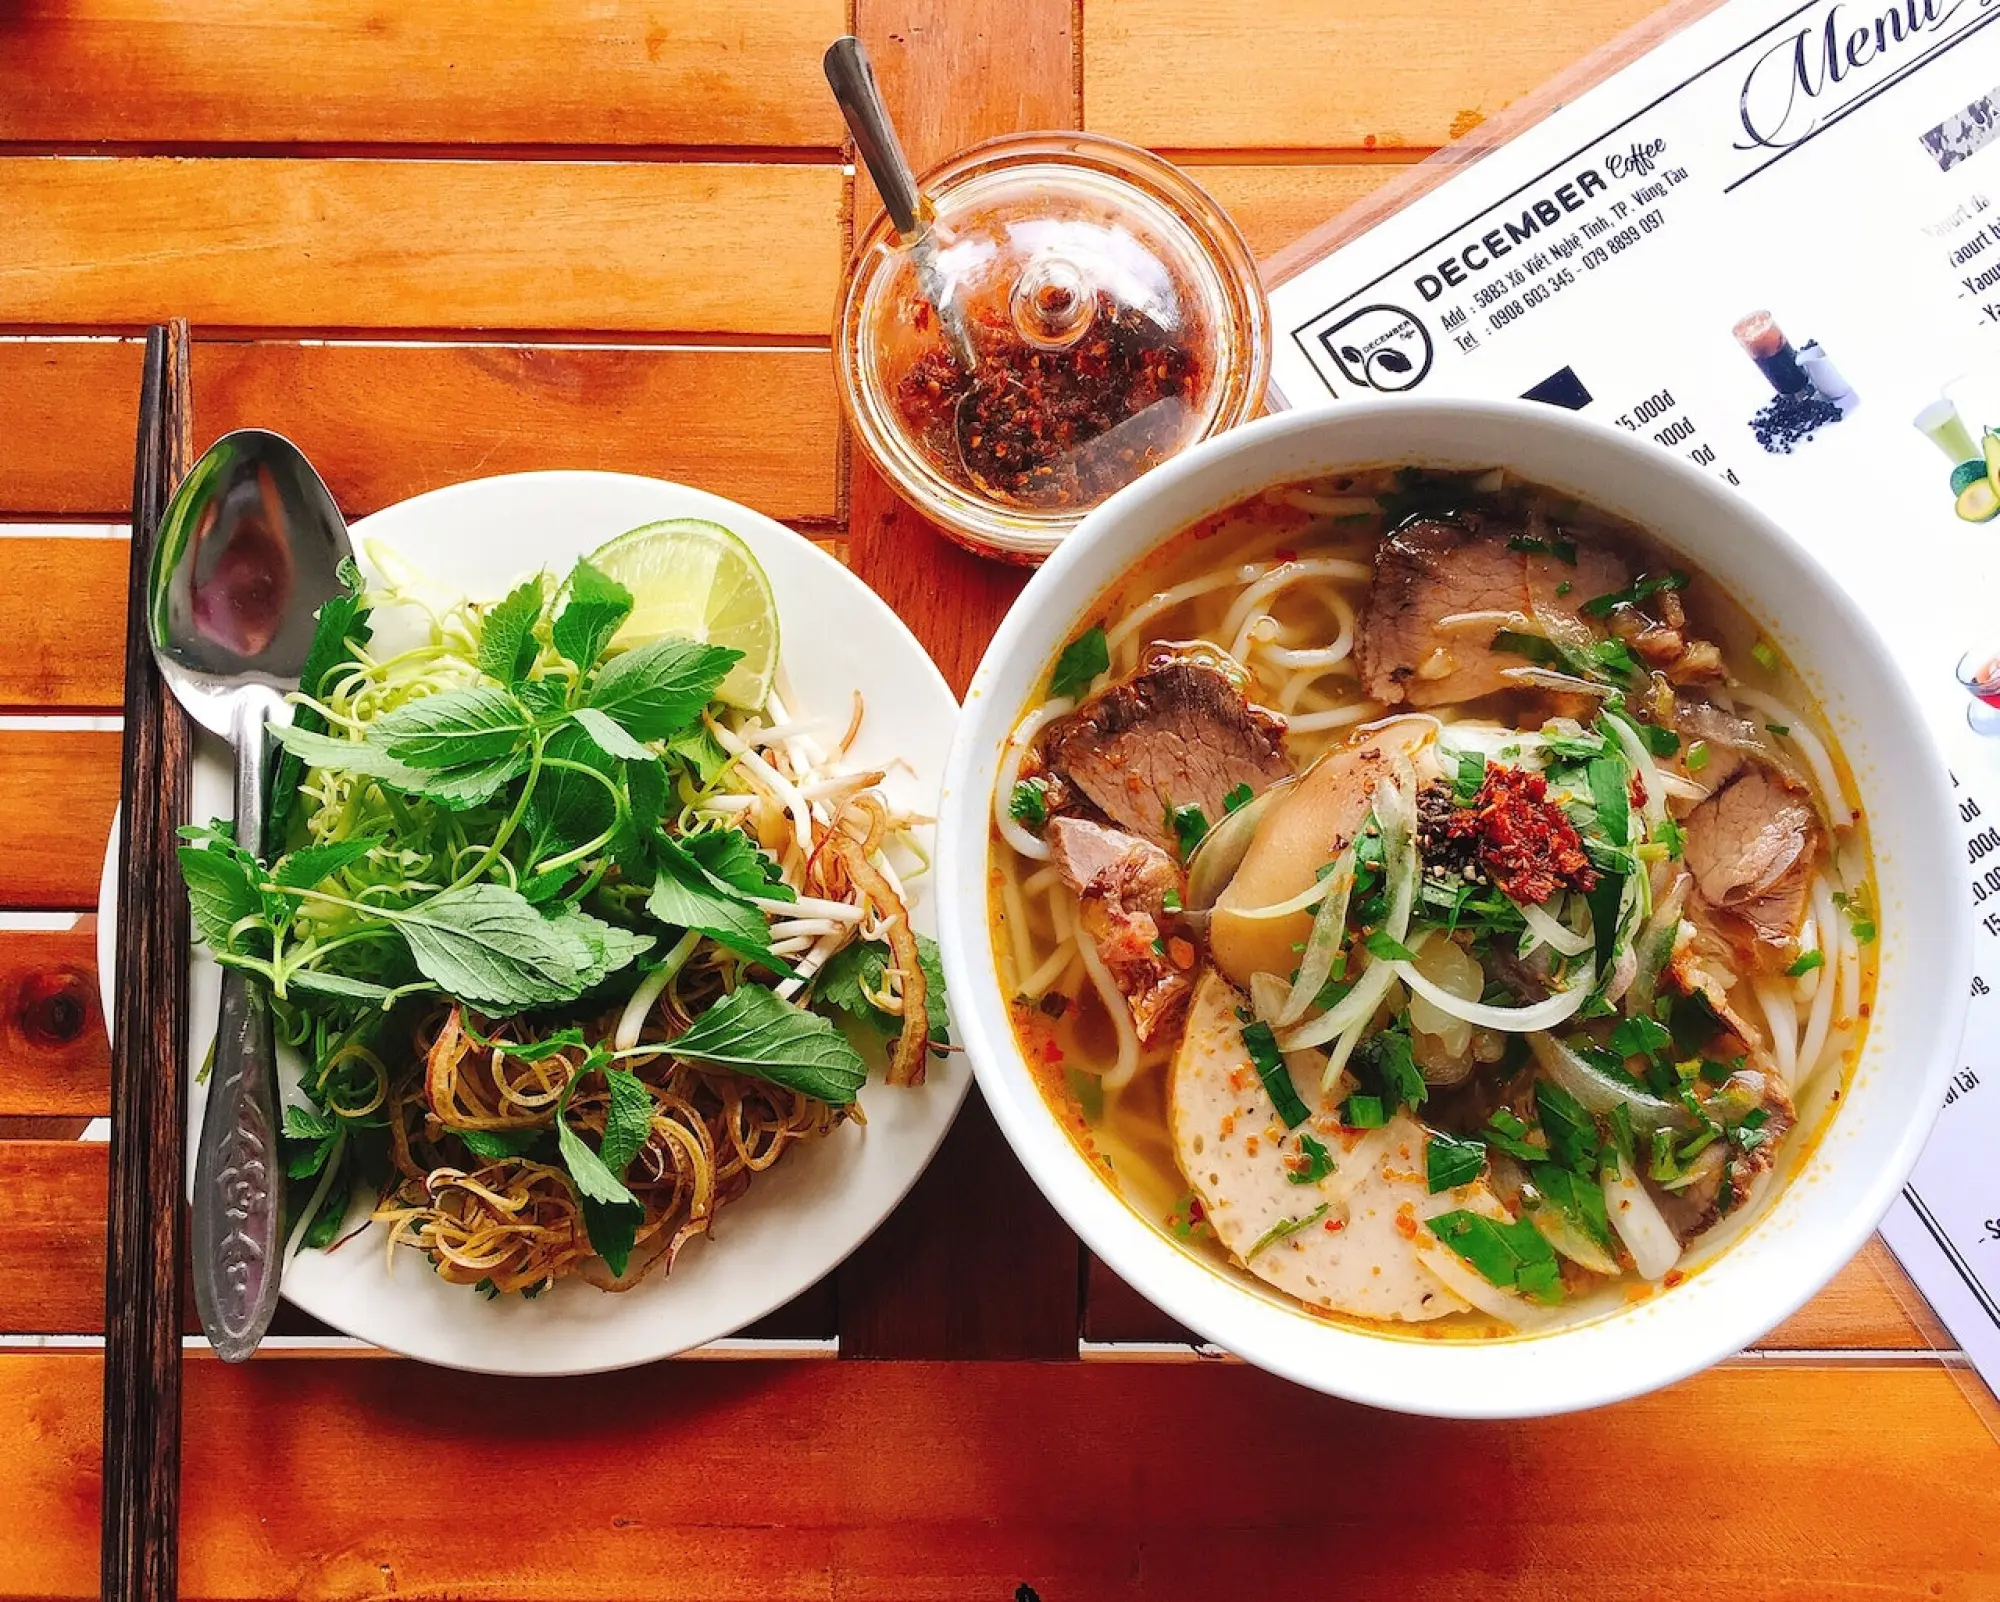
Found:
[148,429,354,1361]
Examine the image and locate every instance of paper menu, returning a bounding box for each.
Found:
[1261,0,2000,1392]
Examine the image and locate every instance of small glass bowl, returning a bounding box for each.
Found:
[836,132,1270,564]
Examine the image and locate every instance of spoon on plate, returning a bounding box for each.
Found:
[824,35,981,376]
[148,429,354,1361]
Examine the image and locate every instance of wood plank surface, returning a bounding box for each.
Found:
[0,341,843,522]
[0,159,841,335]
[0,1356,1991,1599]
[0,922,104,1117]
[1197,159,1417,263]
[0,730,120,910]
[0,1,845,150]
[832,0,1082,1361]
[1083,0,1663,150]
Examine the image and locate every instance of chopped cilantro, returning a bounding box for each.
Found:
[1608,1012,1672,1064]
[1248,1203,1331,1258]
[1655,816,1686,859]
[1288,1132,1336,1185]
[1364,929,1418,964]
[1579,570,1689,618]
[1161,887,1182,913]
[1454,748,1487,803]
[1484,1107,1544,1162]
[1048,625,1109,699]
[1556,580,1573,596]
[1833,887,1877,944]
[1170,803,1210,859]
[1427,1209,1565,1303]
[1222,782,1255,814]
[1008,778,1049,831]
[1426,1130,1488,1193]
[1685,739,1710,772]
[1535,1079,1599,1174]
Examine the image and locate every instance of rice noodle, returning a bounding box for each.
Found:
[1108,564,1266,664]
[993,697,1075,861]
[1286,700,1385,734]
[1726,686,1855,829]
[1753,978,1800,1085]
[1221,558,1375,648]
[1257,590,1357,670]
[1078,929,1142,1091]
[1795,874,1844,1088]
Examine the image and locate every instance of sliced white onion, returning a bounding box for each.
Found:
[1530,1206,1620,1277]
[1500,665,1620,700]
[1527,1031,1693,1132]
[1603,1164,1681,1281]
[1278,845,1357,1028]
[1225,870,1340,922]
[1277,773,1416,1052]
[1518,896,1592,957]
[1604,712,1669,834]
[1393,955,1597,1034]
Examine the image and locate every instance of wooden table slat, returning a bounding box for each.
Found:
[0,923,105,1117]
[0,0,847,150]
[1083,0,1665,150]
[828,0,1083,1361]
[0,1357,1992,1600]
[0,340,844,524]
[0,158,841,334]
[0,730,121,910]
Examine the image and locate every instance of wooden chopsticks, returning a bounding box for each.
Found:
[101,320,194,1602]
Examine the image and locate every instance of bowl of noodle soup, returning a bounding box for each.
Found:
[938,398,1967,1416]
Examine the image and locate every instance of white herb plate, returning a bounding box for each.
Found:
[100,470,966,1374]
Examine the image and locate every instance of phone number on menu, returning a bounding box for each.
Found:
[1480,210,1663,332]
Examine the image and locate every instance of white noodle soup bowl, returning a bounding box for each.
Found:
[936,397,1967,1417]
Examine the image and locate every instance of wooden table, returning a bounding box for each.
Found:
[1,3,1995,1596]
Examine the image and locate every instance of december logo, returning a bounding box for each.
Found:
[1317,304,1435,392]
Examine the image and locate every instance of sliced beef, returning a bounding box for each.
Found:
[1681,762,1823,973]
[1047,815,1193,1043]
[1359,521,1531,707]
[1649,1067,1796,1242]
[1358,521,1629,709]
[1040,646,1289,851]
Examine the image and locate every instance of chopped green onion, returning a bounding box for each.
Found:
[1248,1203,1331,1258]
[1685,740,1710,772]
[1785,949,1825,978]
[1342,1094,1387,1129]
[1223,782,1254,814]
[1751,639,1780,672]
[1243,1020,1310,1129]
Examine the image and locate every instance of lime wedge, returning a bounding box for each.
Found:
[585,517,779,709]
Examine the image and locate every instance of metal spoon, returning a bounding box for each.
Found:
[148,429,354,1361]
[824,35,980,375]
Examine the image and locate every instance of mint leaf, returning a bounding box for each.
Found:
[580,1196,642,1278]
[368,686,532,770]
[283,1104,335,1141]
[551,560,634,670]
[571,705,655,760]
[662,725,732,785]
[598,1068,656,1175]
[270,564,372,841]
[645,836,773,962]
[686,828,792,901]
[389,883,594,1009]
[281,1102,337,1179]
[556,1115,639,1208]
[669,984,869,1105]
[479,576,546,688]
[274,723,529,810]
[1048,625,1109,699]
[545,906,654,990]
[813,939,898,1034]
[914,934,949,1047]
[272,835,382,889]
[586,636,741,741]
[285,969,401,1006]
[528,721,620,857]
[455,1126,541,1160]
[178,844,263,953]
